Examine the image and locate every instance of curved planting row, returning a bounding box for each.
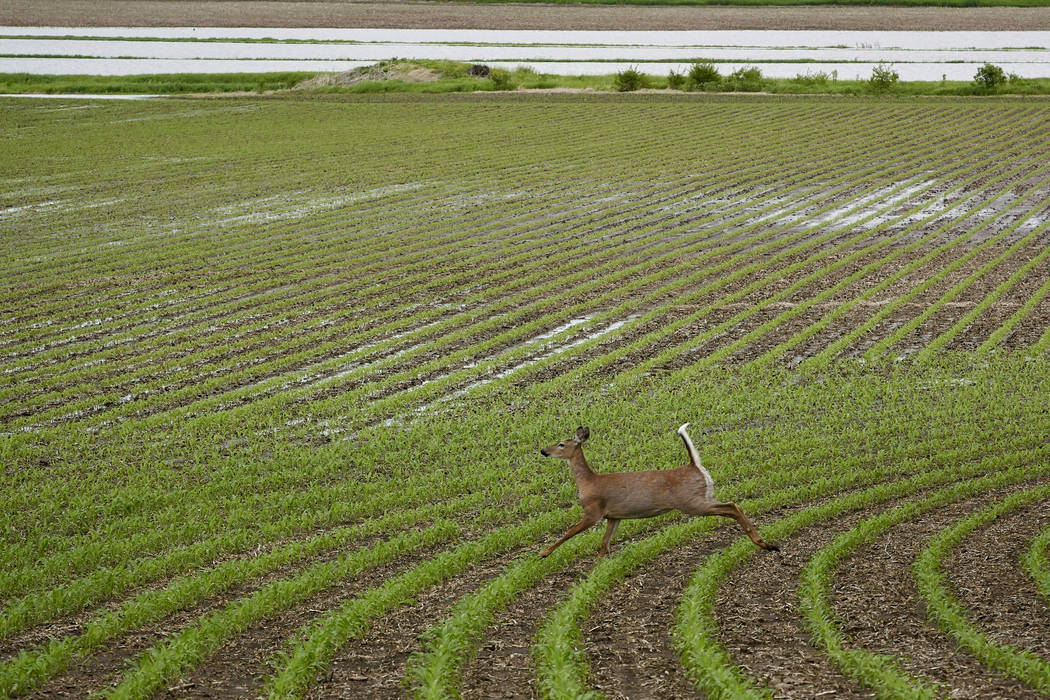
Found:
[2,95,1049,699]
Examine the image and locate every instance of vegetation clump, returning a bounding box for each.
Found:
[974,62,1007,91]
[868,62,900,93]
[723,66,764,92]
[687,62,722,91]
[613,67,647,92]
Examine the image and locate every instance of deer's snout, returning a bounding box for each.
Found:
[540,448,549,457]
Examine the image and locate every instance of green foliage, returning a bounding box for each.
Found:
[687,61,722,90]
[974,62,1007,90]
[792,70,833,86]
[868,62,900,92]
[667,69,686,90]
[489,68,514,90]
[723,66,765,92]
[614,67,647,92]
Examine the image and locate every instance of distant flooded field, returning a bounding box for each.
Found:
[2,27,1049,80]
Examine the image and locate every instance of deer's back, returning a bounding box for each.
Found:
[589,465,708,519]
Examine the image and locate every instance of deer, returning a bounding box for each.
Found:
[538,424,779,559]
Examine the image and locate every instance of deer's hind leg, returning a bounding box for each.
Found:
[690,501,779,551]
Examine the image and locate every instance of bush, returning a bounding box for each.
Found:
[488,68,513,91]
[667,69,686,90]
[974,63,1006,91]
[614,67,647,92]
[687,62,721,91]
[725,66,763,92]
[868,62,899,93]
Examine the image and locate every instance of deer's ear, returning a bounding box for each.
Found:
[574,426,590,444]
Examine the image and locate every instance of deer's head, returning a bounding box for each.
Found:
[540,426,589,459]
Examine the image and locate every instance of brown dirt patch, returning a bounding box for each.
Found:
[716,506,882,698]
[830,485,1050,699]
[5,1,1050,31]
[583,521,753,699]
[940,500,1050,661]
[296,64,442,90]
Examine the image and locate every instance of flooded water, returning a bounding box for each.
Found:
[1,27,1048,81]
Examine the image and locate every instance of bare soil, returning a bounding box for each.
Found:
[830,486,1050,699]
[5,0,1050,31]
[718,485,1050,699]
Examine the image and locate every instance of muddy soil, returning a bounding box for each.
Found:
[5,0,1050,31]
[830,486,1050,698]
[717,484,1050,699]
[582,522,752,699]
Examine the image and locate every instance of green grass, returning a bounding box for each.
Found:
[5,61,1050,97]
[0,71,315,94]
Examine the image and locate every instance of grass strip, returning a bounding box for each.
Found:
[913,483,1050,694]
[1023,524,1050,605]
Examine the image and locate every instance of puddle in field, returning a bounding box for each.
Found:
[417,313,639,405]
[3,196,127,218]
[311,314,638,435]
[815,180,939,229]
[206,183,428,228]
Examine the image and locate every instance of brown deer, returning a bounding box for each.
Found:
[539,424,779,558]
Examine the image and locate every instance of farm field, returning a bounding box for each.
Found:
[2,93,1050,698]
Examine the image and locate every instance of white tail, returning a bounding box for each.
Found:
[677,422,714,501]
[538,425,779,559]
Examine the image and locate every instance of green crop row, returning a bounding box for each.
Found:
[1025,523,1050,604]
[913,484,1050,694]
[673,458,1050,699]
[800,476,1050,697]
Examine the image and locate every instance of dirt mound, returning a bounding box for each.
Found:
[294,63,441,90]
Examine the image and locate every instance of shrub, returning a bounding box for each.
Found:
[614,67,647,92]
[488,68,513,91]
[868,62,899,93]
[687,62,721,91]
[725,66,763,92]
[667,69,686,90]
[974,63,1006,90]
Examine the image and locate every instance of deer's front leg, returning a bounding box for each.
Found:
[540,509,602,558]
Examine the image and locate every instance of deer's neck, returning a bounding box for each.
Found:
[569,452,596,484]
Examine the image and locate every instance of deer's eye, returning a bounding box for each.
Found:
[558,443,565,448]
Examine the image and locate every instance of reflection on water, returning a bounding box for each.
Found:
[1,27,1048,80]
